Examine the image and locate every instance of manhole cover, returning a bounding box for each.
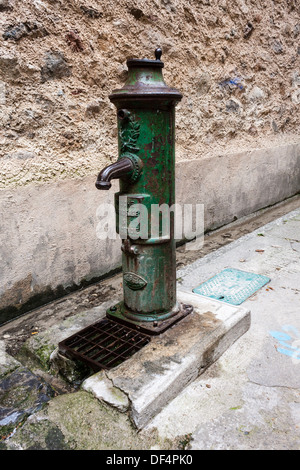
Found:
[58,318,151,371]
[192,268,270,305]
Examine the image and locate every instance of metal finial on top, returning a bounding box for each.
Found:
[155,48,162,61]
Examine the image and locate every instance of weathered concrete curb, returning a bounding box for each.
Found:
[82,370,129,412]
[82,290,250,429]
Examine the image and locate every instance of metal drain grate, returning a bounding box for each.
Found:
[58,318,151,371]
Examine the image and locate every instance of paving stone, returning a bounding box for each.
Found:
[0,366,55,438]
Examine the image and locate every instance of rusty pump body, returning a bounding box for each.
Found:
[96,49,192,334]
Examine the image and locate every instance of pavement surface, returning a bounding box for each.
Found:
[0,196,300,451]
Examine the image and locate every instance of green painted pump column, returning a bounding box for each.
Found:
[96,49,192,334]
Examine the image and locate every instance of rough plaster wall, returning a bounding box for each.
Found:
[0,0,300,189]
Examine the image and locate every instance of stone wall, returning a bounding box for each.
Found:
[0,0,300,322]
[1,0,300,187]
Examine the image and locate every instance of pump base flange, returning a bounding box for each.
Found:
[106,301,193,335]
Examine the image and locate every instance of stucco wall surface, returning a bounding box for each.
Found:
[0,0,300,187]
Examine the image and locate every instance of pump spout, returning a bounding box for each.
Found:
[95,157,135,190]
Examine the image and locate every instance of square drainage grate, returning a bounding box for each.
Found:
[58,318,151,371]
[192,268,270,305]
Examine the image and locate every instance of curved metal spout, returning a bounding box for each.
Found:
[95,157,135,190]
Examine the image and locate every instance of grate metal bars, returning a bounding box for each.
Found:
[58,318,151,371]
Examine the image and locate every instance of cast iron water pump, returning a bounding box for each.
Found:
[96,49,192,334]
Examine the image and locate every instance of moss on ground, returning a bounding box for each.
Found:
[6,390,182,450]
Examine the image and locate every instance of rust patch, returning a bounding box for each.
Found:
[196,311,222,330]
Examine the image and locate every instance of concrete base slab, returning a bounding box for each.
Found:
[21,287,250,429]
[4,285,250,440]
[81,290,250,429]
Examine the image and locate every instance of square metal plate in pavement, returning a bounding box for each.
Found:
[192,268,270,305]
